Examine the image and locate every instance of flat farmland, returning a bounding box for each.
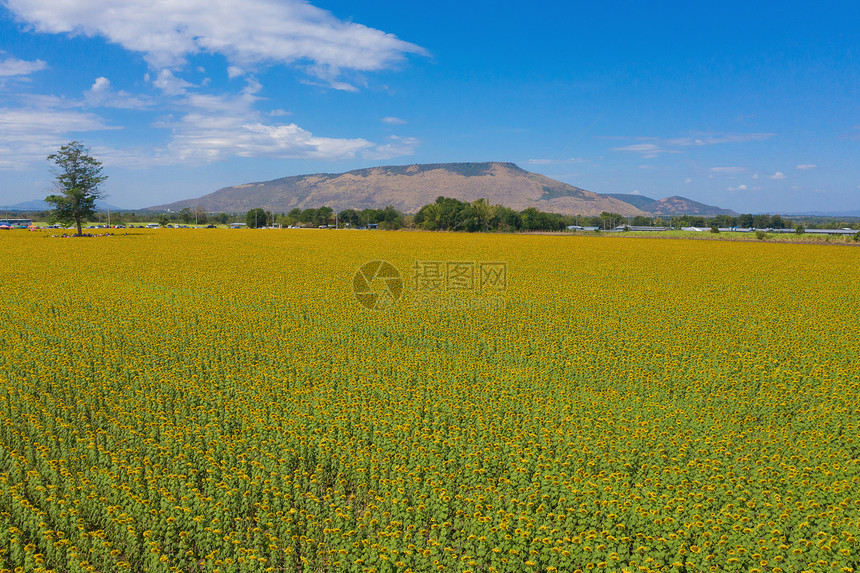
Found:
[0,230,858,573]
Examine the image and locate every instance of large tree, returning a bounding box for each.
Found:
[45,141,108,236]
[246,208,269,228]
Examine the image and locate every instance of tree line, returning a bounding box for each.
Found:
[239,198,812,232]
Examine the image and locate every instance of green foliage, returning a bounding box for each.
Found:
[414,197,472,231]
[158,214,169,227]
[521,207,567,231]
[414,197,571,232]
[795,224,805,235]
[193,207,208,225]
[599,211,625,230]
[755,230,767,240]
[770,214,786,229]
[44,141,107,236]
[246,208,269,228]
[710,225,720,233]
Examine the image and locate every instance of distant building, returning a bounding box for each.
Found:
[0,218,32,228]
[626,226,670,232]
[805,228,856,235]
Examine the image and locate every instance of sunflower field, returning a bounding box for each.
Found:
[0,229,857,573]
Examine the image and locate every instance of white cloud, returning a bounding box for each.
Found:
[268,109,291,117]
[227,66,244,79]
[611,143,677,158]
[769,171,786,180]
[667,133,774,146]
[382,116,407,125]
[300,77,362,91]
[0,55,47,77]
[165,118,374,163]
[727,184,748,191]
[362,135,419,160]
[710,166,745,174]
[143,79,415,165]
[610,132,774,159]
[795,164,817,170]
[684,178,691,183]
[527,157,587,165]
[0,104,117,169]
[751,174,759,180]
[5,0,427,81]
[329,81,359,92]
[152,69,194,96]
[85,76,152,109]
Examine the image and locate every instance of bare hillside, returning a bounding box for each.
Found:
[149,162,646,216]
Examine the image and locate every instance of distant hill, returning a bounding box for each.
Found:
[648,196,737,216]
[603,193,736,216]
[148,162,646,216]
[603,193,658,211]
[7,199,126,211]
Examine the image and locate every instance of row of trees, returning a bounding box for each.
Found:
[237,199,816,233]
[240,200,631,232]
[167,208,816,232]
[414,197,573,231]
[243,206,407,229]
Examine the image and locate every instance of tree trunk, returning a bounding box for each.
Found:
[76,218,83,237]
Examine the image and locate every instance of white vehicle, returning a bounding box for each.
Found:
[146,223,160,229]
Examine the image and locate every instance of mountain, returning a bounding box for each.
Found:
[647,196,737,216]
[603,193,658,211]
[603,193,736,216]
[148,162,646,216]
[6,199,127,211]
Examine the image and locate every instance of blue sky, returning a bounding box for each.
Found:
[1,0,859,213]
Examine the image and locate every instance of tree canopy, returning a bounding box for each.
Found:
[45,141,108,236]
[246,208,270,229]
